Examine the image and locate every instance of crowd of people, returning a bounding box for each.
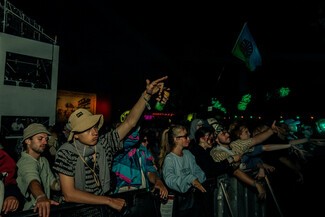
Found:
[1,75,325,217]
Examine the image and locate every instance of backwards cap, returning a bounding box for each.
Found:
[207,118,224,134]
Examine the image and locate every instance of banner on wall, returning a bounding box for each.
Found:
[1,116,49,138]
[56,90,97,123]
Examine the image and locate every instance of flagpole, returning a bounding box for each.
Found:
[216,65,225,86]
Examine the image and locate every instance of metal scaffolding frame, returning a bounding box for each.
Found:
[0,0,56,44]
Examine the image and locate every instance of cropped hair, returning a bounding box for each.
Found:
[194,126,213,144]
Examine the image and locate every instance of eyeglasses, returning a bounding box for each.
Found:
[142,138,148,143]
[176,133,189,139]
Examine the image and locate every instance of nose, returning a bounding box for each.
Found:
[90,127,99,135]
[42,137,49,144]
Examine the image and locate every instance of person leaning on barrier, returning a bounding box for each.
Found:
[209,120,280,200]
[0,148,24,216]
[112,126,168,217]
[53,76,168,215]
[159,124,207,217]
[16,123,60,217]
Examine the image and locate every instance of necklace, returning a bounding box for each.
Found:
[74,141,100,187]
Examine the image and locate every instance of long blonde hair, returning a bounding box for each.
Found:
[158,124,186,170]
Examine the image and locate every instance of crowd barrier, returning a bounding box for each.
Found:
[3,202,123,217]
[3,175,277,217]
[214,175,267,217]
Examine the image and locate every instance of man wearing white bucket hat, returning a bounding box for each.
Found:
[53,76,168,215]
[16,123,61,217]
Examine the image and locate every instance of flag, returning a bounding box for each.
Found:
[231,22,262,71]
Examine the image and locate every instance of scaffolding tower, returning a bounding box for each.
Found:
[0,0,56,44]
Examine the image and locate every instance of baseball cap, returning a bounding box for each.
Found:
[68,108,104,141]
[23,123,51,142]
[207,118,224,134]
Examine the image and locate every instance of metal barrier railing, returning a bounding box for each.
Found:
[3,175,276,217]
[3,203,119,217]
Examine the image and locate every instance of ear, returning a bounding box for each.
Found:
[25,139,31,148]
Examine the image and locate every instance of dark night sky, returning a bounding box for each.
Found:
[5,2,325,215]
[9,0,325,116]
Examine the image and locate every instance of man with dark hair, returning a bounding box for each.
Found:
[53,76,168,216]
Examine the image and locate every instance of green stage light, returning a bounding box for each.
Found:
[279,87,290,97]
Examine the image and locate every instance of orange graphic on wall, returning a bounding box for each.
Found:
[56,90,97,123]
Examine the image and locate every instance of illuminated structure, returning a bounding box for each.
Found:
[0,0,56,44]
[0,0,59,134]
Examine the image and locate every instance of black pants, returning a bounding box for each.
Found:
[172,189,205,217]
[117,190,161,217]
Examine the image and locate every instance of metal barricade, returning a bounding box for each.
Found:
[3,176,281,217]
[215,174,267,217]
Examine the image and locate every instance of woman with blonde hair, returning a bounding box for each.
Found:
[159,124,206,217]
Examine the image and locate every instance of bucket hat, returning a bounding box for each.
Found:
[68,108,103,141]
[23,123,51,142]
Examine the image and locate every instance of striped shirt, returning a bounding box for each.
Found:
[53,129,122,195]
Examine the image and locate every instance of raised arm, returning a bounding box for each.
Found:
[117,76,168,140]
[250,121,278,147]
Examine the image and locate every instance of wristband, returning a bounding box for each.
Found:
[145,102,151,110]
[35,194,46,201]
[143,95,150,102]
[227,156,234,163]
[33,194,46,206]
[142,94,151,110]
